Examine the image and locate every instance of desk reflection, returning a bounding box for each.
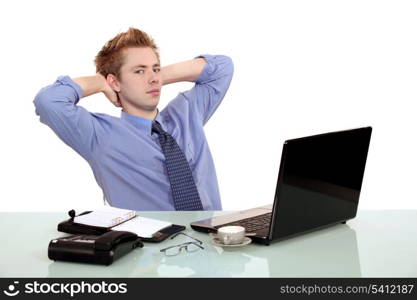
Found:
[193,224,361,277]
[263,224,361,277]
[47,218,360,277]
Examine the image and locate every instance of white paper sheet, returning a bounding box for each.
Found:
[111,216,172,238]
[73,206,136,228]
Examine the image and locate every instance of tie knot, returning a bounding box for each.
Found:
[152,121,164,135]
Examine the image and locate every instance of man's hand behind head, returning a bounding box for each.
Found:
[97,73,121,107]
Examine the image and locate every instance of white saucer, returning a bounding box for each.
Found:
[211,237,252,248]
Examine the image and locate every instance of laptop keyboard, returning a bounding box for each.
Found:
[214,212,272,233]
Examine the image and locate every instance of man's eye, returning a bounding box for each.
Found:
[134,70,144,74]
[154,68,161,73]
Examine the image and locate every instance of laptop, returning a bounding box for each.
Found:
[191,127,372,245]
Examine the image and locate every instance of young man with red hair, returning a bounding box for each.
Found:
[34,28,234,211]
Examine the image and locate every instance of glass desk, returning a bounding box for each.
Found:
[0,210,416,277]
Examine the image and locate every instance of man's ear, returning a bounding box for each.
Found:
[107,74,121,93]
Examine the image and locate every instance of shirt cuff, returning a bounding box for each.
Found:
[56,75,84,104]
[194,54,215,83]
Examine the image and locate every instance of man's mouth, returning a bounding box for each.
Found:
[147,89,160,95]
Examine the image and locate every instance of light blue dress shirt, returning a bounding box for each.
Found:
[34,55,234,210]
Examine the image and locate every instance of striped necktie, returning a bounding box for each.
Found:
[152,121,203,210]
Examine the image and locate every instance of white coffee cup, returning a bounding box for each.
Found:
[217,226,246,245]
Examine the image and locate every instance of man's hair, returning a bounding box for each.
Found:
[94,27,159,79]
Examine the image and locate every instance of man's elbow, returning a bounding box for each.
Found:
[33,85,62,118]
[33,87,50,117]
[218,55,234,77]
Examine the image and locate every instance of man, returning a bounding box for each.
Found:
[34,28,234,211]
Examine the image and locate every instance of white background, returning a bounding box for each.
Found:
[0,0,416,212]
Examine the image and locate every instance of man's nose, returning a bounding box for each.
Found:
[149,72,160,84]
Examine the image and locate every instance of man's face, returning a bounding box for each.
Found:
[115,47,162,114]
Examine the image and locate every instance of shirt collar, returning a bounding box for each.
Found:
[121,110,163,135]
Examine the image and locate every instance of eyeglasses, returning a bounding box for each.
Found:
[160,232,204,257]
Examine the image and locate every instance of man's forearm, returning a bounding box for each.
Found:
[161,57,206,85]
[72,75,105,98]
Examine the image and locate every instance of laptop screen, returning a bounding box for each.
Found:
[270,127,372,241]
